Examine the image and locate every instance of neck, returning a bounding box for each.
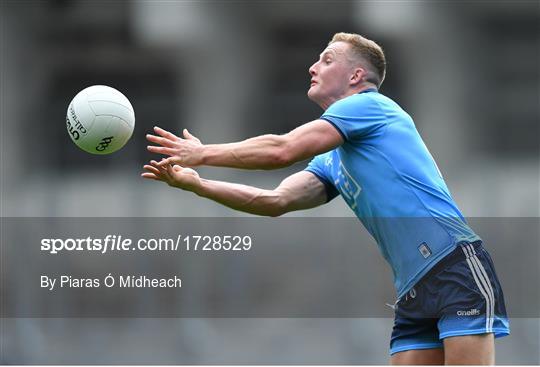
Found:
[356,82,378,93]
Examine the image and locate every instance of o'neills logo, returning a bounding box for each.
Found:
[457,309,480,316]
[67,103,88,141]
[96,136,114,152]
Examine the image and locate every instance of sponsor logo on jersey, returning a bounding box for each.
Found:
[335,161,362,210]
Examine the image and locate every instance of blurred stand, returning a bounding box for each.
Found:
[1,0,539,364]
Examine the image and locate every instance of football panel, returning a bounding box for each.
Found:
[76,115,128,155]
[66,92,97,143]
[88,99,135,128]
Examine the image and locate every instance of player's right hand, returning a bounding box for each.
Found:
[146,126,204,167]
[141,159,201,192]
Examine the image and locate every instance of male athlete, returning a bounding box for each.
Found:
[142,33,509,364]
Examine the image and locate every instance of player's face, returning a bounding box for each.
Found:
[308,41,356,109]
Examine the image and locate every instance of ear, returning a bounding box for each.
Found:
[350,67,366,86]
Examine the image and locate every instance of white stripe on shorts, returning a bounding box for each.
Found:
[467,243,495,332]
[460,244,495,333]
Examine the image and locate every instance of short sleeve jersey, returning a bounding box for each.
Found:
[305,89,480,298]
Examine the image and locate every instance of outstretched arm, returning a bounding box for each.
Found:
[146,119,343,170]
[141,161,328,217]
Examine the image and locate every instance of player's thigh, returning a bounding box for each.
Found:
[391,348,444,365]
[443,333,494,365]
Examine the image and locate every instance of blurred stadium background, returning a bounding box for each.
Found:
[1,0,538,364]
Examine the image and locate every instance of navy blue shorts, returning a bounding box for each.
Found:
[390,241,510,355]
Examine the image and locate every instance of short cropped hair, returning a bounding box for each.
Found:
[329,32,386,88]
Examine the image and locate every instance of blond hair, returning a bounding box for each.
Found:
[329,32,386,88]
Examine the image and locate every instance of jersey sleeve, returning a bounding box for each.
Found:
[304,153,339,202]
[320,93,386,141]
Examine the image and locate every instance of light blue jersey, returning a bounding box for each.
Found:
[305,89,480,298]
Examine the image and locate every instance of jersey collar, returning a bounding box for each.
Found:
[359,87,378,94]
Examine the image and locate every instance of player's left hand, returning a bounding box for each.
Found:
[141,159,201,192]
[146,126,204,167]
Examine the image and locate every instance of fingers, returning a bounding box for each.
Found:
[156,157,173,166]
[183,128,201,143]
[147,145,176,155]
[154,126,179,141]
[141,158,175,182]
[146,134,176,147]
[150,159,172,170]
[151,159,167,167]
[143,164,161,175]
[182,128,194,139]
[141,172,159,180]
